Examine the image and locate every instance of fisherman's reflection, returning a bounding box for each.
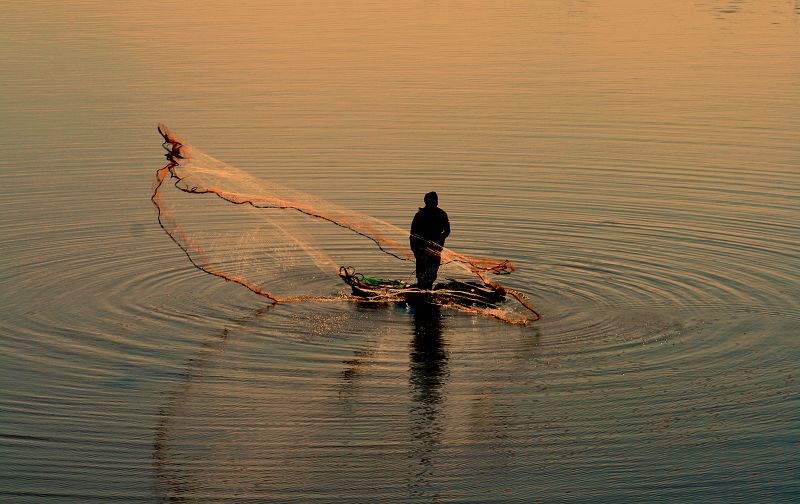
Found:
[408,303,448,494]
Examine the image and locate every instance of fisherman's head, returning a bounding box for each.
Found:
[424,191,438,207]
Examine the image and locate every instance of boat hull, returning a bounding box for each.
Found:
[339,267,505,308]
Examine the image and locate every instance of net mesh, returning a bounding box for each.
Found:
[151,125,540,324]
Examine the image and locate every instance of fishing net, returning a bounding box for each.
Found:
[151,125,540,324]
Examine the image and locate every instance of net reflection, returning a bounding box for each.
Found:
[152,305,272,502]
[407,303,448,497]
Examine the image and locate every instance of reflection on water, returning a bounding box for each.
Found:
[407,304,448,497]
[152,306,272,502]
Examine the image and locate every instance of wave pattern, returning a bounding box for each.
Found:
[1,0,799,502]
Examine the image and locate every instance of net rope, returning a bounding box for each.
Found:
[151,125,540,324]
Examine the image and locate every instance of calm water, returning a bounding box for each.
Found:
[2,1,799,502]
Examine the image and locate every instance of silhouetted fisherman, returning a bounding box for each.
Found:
[410,192,450,290]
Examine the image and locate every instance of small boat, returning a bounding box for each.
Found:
[338,266,506,307]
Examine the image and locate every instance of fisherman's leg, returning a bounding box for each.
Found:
[415,251,428,288]
[426,254,442,287]
[418,253,440,290]
[417,265,434,290]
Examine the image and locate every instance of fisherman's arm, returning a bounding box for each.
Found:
[410,212,422,250]
[441,212,450,240]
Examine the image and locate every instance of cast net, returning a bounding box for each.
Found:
[151,125,540,324]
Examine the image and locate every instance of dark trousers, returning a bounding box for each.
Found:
[414,249,442,290]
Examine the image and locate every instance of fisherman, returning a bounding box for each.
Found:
[410,191,450,290]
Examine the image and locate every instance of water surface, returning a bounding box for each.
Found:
[1,1,798,502]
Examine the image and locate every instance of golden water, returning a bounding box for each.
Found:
[1,1,798,501]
